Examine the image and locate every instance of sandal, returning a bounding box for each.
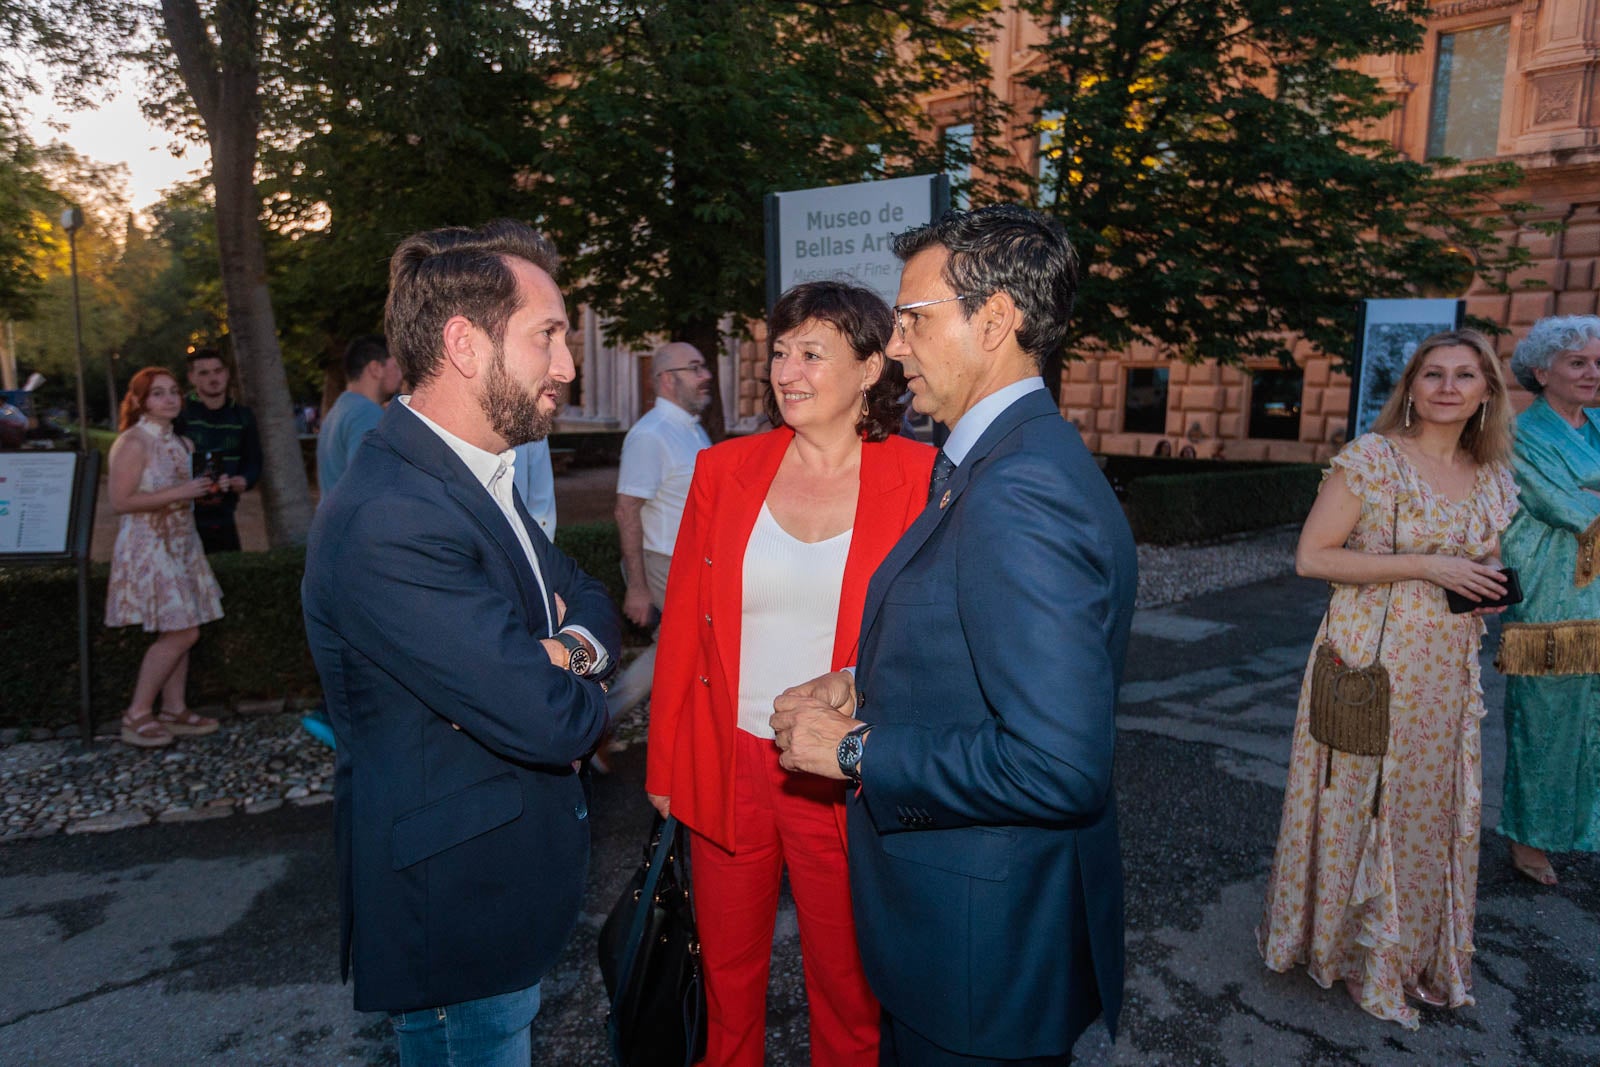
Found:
[1510,851,1561,883]
[121,711,174,748]
[1406,984,1448,1008]
[158,707,219,737]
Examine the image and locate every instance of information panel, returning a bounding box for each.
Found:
[0,451,79,556]
[765,174,949,314]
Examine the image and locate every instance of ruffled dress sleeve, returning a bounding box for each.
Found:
[1481,461,1520,538]
[1327,433,1400,509]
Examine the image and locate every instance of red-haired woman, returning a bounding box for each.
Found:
[105,366,225,747]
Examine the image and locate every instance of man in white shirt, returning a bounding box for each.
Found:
[302,219,619,1067]
[316,335,402,501]
[607,342,714,716]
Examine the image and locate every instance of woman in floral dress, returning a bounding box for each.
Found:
[105,367,225,748]
[1258,329,1518,1028]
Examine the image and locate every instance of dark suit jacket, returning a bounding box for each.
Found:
[849,388,1136,1057]
[302,403,618,1013]
[646,428,933,851]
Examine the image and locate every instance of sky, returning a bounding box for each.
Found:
[23,70,202,215]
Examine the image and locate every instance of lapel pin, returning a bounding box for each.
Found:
[939,489,952,509]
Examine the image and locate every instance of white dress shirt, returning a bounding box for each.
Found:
[398,398,607,670]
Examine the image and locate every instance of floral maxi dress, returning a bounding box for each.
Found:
[104,417,224,632]
[1257,433,1518,1029]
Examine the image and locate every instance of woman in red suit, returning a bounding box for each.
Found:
[647,281,934,1066]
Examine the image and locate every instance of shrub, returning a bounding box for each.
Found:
[1126,464,1323,546]
[0,521,630,731]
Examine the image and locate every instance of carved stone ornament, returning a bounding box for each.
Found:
[1533,76,1579,125]
[1433,0,1518,17]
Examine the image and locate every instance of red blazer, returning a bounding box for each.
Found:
[646,427,934,851]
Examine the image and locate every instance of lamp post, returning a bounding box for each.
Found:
[59,207,90,453]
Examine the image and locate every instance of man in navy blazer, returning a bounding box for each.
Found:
[302,220,618,1065]
[773,205,1136,1065]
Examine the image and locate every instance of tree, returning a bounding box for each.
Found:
[0,125,57,325]
[148,0,313,545]
[1014,0,1540,373]
[253,0,557,406]
[531,0,1005,438]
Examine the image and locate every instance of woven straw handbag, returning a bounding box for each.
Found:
[1307,493,1399,762]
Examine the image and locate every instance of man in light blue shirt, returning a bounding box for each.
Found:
[316,335,401,501]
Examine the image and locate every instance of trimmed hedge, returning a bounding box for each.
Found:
[0,520,628,731]
[1126,464,1323,546]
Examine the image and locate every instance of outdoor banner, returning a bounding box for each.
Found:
[0,451,79,558]
[764,174,950,316]
[1348,298,1465,438]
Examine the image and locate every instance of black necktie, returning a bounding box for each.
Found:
[927,449,955,505]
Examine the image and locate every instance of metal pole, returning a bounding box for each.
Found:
[68,230,90,452]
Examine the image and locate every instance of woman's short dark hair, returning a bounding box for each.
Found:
[764,281,907,442]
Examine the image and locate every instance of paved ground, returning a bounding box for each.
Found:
[3,574,1597,1065]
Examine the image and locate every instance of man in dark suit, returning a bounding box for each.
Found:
[772,205,1136,1065]
[302,219,619,1065]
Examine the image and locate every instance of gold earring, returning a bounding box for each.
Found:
[861,388,869,419]
[1404,394,1413,429]
[1479,400,1488,431]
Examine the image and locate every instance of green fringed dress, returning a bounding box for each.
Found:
[1496,396,1600,853]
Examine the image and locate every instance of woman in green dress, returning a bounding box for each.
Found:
[1496,314,1600,885]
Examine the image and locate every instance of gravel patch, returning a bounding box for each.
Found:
[1,712,333,842]
[1,526,1299,840]
[1136,526,1298,608]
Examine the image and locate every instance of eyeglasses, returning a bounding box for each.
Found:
[892,295,975,339]
[660,362,711,378]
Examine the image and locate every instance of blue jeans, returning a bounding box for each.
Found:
[388,983,541,1067]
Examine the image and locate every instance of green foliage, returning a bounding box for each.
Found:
[1126,465,1323,545]
[1015,0,1546,367]
[0,124,58,321]
[530,0,1007,433]
[253,0,556,377]
[0,547,317,730]
[0,522,634,729]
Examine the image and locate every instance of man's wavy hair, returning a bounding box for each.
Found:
[891,204,1079,370]
[385,219,560,389]
[764,281,907,442]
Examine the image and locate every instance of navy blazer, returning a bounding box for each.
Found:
[849,388,1136,1058]
[302,403,618,1013]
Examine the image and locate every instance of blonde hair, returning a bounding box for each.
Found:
[1368,328,1513,466]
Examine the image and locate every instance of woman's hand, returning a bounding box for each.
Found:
[1423,556,1507,603]
[647,792,670,819]
[173,477,215,501]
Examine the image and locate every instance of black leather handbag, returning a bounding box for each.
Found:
[598,815,707,1067]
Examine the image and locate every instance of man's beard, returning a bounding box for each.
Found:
[481,343,560,447]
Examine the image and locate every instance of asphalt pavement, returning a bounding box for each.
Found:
[2,573,1596,1065]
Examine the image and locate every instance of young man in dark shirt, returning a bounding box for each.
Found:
[175,348,263,553]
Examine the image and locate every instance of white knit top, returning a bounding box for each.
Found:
[736,503,853,739]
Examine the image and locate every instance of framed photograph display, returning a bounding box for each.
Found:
[1348,299,1465,438]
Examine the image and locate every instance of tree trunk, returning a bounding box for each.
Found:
[680,317,727,442]
[213,128,313,545]
[161,0,313,546]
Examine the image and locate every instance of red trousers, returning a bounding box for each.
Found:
[690,729,879,1067]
